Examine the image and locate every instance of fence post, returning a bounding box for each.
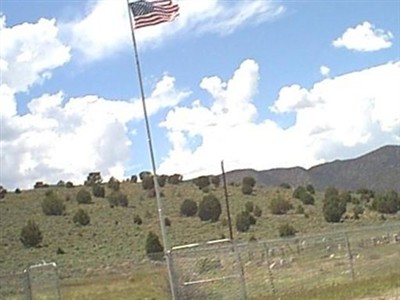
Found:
[263,242,277,298]
[233,242,248,300]
[23,268,32,300]
[166,251,180,299]
[344,232,355,280]
[54,263,62,300]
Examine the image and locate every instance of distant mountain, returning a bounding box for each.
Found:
[224,145,400,192]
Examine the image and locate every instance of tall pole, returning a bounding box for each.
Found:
[221,160,234,240]
[126,2,177,299]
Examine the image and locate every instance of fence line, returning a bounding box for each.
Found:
[1,223,399,299]
[171,222,400,299]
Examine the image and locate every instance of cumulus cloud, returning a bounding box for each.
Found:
[158,60,400,179]
[0,16,71,92]
[66,0,130,61]
[65,0,285,61]
[0,76,189,190]
[333,21,394,52]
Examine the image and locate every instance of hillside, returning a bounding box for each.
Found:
[224,145,400,192]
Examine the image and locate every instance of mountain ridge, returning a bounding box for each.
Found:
[223,145,400,192]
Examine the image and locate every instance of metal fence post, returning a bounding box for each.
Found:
[166,250,180,299]
[263,242,277,298]
[54,263,62,300]
[233,242,248,300]
[344,232,355,280]
[23,268,32,300]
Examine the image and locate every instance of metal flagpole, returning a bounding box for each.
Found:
[221,160,234,240]
[125,2,177,299]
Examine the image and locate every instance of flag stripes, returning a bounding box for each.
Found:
[130,0,179,29]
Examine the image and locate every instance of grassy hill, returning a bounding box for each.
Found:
[1,178,399,279]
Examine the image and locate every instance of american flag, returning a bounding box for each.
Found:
[129,0,179,29]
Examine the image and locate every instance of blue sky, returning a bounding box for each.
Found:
[1,0,399,190]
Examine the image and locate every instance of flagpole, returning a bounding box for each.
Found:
[126,2,177,299]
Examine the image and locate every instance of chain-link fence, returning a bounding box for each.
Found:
[1,224,399,300]
[0,261,61,300]
[26,261,62,300]
[0,271,26,300]
[170,223,400,300]
[169,239,247,300]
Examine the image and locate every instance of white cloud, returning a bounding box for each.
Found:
[66,0,130,61]
[320,65,330,77]
[0,16,71,92]
[179,0,285,35]
[270,84,317,113]
[0,85,17,118]
[65,0,285,61]
[333,21,394,52]
[0,76,189,190]
[158,60,400,179]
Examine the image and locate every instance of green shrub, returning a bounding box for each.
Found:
[357,188,375,200]
[198,194,222,222]
[73,209,90,226]
[66,181,74,188]
[293,186,307,199]
[20,220,43,248]
[242,176,256,187]
[180,199,198,217]
[107,177,120,191]
[167,174,182,184]
[130,175,138,183]
[42,191,65,216]
[15,188,21,194]
[236,211,251,232]
[371,191,399,214]
[270,196,293,215]
[108,191,128,207]
[193,176,210,190]
[245,201,254,213]
[306,184,315,194]
[84,172,102,186]
[211,176,220,188]
[253,205,262,217]
[0,186,7,199]
[142,175,154,190]
[241,183,253,195]
[340,191,352,203]
[133,214,143,225]
[278,223,297,237]
[279,183,291,189]
[139,171,151,180]
[145,231,163,260]
[92,184,105,198]
[323,192,346,223]
[76,188,92,204]
[325,186,339,199]
[157,175,167,187]
[164,217,171,227]
[300,193,315,205]
[293,186,314,205]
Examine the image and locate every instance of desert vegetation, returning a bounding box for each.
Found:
[1,171,399,299]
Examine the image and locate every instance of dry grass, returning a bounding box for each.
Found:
[1,181,399,299]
